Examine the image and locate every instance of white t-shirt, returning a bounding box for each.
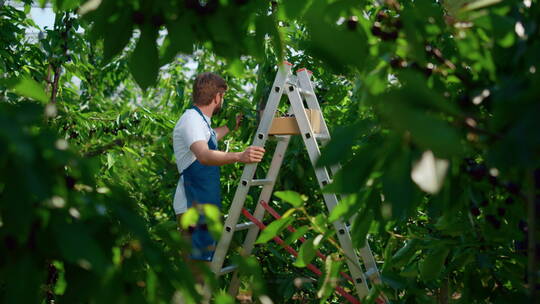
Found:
[172,108,216,214]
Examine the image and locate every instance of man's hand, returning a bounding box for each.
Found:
[239,146,265,163]
[235,114,243,131]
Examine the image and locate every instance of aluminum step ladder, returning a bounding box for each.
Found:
[210,62,384,301]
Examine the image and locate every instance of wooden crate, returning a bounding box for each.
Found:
[268,109,321,135]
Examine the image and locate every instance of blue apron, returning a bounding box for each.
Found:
[181,106,221,261]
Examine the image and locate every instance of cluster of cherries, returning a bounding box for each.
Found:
[370,10,402,40]
[461,158,525,231]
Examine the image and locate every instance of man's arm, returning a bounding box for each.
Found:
[190,141,265,166]
[214,125,230,141]
[214,114,242,141]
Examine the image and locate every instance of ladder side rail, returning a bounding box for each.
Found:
[211,63,292,274]
[286,87,370,299]
[296,70,331,138]
[359,240,382,285]
[228,136,291,295]
[296,70,340,176]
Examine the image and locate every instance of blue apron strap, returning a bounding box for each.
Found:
[191,105,213,132]
[179,106,216,178]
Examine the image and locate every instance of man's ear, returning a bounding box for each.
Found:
[213,93,220,104]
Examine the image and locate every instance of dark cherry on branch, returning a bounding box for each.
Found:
[347,16,358,30]
[486,214,501,229]
[132,11,145,25]
[505,182,520,195]
[64,175,76,189]
[151,14,165,27]
[376,10,388,22]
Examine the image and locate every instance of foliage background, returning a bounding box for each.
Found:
[1,0,539,303]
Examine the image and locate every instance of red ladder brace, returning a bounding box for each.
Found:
[259,201,354,282]
[241,207,361,304]
[258,201,385,304]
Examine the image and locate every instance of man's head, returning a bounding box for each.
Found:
[192,72,228,115]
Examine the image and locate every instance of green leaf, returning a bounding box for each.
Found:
[317,123,364,167]
[281,0,312,19]
[274,190,306,207]
[215,291,235,304]
[293,238,316,268]
[181,208,199,229]
[381,270,408,290]
[129,25,159,90]
[378,92,462,158]
[161,16,195,65]
[400,262,419,278]
[255,216,293,244]
[103,11,134,62]
[4,76,49,103]
[317,254,342,302]
[53,220,109,274]
[227,59,244,78]
[351,211,373,248]
[461,0,502,11]
[323,144,378,194]
[106,153,116,169]
[420,247,450,281]
[284,225,309,245]
[391,239,420,269]
[382,149,416,220]
[233,255,267,296]
[328,193,357,223]
[303,0,368,73]
[203,204,223,240]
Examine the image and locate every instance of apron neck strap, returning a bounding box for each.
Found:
[191,105,212,131]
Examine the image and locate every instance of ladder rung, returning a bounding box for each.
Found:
[315,133,331,141]
[251,179,274,186]
[235,221,255,231]
[272,135,290,141]
[219,265,238,276]
[364,267,379,279]
[297,88,315,97]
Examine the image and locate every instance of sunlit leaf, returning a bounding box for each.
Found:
[255,216,293,244]
[274,190,306,207]
[4,76,48,103]
[293,238,316,268]
[181,208,199,229]
[284,225,309,245]
[203,204,222,240]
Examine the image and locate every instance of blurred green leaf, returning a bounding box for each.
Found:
[203,204,223,240]
[255,216,293,244]
[382,149,416,220]
[284,225,309,245]
[420,247,450,281]
[129,25,159,90]
[391,239,420,269]
[281,0,312,19]
[103,11,133,62]
[215,291,235,304]
[53,220,109,274]
[4,76,49,103]
[351,211,373,248]
[274,190,306,207]
[293,238,316,268]
[181,208,199,229]
[317,254,342,302]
